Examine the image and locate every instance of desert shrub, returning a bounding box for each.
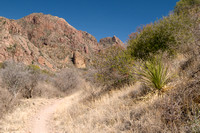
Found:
[159,79,200,132]
[93,46,134,89]
[136,57,172,92]
[32,81,65,98]
[129,50,200,132]
[27,64,52,75]
[127,83,152,100]
[53,68,84,94]
[0,61,38,98]
[127,13,193,60]
[27,64,41,73]
[41,69,52,75]
[127,0,199,61]
[27,64,55,84]
[127,80,200,132]
[79,68,100,87]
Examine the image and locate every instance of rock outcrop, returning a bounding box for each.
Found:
[72,51,86,68]
[99,35,124,48]
[0,13,124,70]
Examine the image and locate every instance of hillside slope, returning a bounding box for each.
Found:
[0,13,124,70]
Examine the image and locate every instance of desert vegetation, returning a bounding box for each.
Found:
[0,61,85,120]
[92,46,134,88]
[50,0,200,132]
[0,0,199,132]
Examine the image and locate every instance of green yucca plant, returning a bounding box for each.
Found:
[137,58,171,91]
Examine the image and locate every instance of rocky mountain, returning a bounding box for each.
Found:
[0,13,124,70]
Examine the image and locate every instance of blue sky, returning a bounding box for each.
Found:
[0,0,179,42]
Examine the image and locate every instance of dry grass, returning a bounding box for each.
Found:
[50,64,199,133]
[0,56,198,133]
[50,82,146,133]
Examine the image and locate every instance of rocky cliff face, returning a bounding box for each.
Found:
[0,13,124,70]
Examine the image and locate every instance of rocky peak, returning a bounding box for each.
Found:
[99,35,124,48]
[112,35,117,42]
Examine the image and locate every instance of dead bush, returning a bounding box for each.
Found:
[80,68,98,85]
[32,81,65,98]
[53,68,84,94]
[0,61,38,98]
[161,80,200,132]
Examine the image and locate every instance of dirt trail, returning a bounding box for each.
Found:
[31,99,60,133]
[31,92,80,133]
[0,91,81,132]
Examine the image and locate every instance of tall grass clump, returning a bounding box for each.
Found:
[136,57,172,92]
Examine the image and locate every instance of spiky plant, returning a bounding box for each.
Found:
[137,58,171,91]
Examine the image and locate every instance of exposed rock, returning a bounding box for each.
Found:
[84,45,89,54]
[45,61,53,69]
[38,56,45,66]
[0,13,124,70]
[99,35,125,48]
[73,51,86,68]
[17,13,100,68]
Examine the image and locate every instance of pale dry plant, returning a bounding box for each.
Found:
[0,61,38,98]
[53,68,85,94]
[51,77,196,133]
[32,81,65,98]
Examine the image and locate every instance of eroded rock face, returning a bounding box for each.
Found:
[73,51,86,68]
[0,13,124,70]
[0,16,55,69]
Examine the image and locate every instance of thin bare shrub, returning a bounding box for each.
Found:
[32,81,65,98]
[53,68,84,94]
[0,61,38,98]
